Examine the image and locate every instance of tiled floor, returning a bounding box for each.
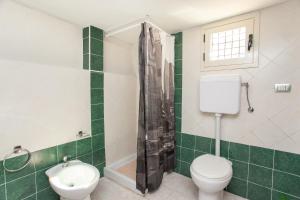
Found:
[92,173,247,200]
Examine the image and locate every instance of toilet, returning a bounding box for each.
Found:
[190,154,232,200]
[192,75,241,200]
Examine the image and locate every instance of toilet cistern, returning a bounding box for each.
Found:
[199,74,241,156]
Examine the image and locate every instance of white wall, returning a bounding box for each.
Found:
[104,37,136,76]
[104,73,137,165]
[182,0,300,154]
[0,60,90,158]
[0,0,82,68]
[104,38,138,165]
[0,1,89,158]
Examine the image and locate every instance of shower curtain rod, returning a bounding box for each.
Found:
[105,18,172,37]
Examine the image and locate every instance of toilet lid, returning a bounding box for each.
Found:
[191,154,232,180]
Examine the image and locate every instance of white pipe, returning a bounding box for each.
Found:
[105,18,172,37]
[215,113,222,157]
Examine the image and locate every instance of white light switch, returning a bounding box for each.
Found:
[274,84,291,93]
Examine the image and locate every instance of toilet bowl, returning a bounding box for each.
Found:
[190,154,232,200]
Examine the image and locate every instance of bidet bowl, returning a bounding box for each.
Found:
[46,160,100,200]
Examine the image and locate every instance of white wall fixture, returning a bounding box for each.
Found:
[200,74,241,156]
[200,75,241,115]
[274,83,291,93]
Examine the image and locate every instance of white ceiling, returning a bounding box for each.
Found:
[15,0,287,34]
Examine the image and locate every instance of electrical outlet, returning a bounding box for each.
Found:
[274,84,291,93]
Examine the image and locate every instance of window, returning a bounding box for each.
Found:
[201,13,259,71]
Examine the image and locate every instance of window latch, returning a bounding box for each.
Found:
[248,34,253,51]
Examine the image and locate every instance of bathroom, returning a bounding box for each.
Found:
[0,0,300,199]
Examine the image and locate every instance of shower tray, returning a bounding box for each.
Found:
[104,154,143,195]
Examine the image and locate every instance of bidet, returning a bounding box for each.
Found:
[46,160,100,200]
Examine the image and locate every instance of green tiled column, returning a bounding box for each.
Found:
[173,32,183,174]
[82,25,105,177]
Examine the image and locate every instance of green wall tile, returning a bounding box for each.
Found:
[83,54,89,70]
[176,146,181,160]
[90,55,103,72]
[180,148,194,163]
[195,136,211,153]
[82,27,89,38]
[91,104,104,120]
[231,160,248,180]
[37,187,59,200]
[0,185,5,200]
[227,177,247,198]
[91,88,104,104]
[175,160,181,173]
[175,118,181,132]
[181,133,195,149]
[175,60,182,75]
[210,140,216,155]
[0,161,3,185]
[6,174,36,200]
[77,137,92,156]
[174,89,182,103]
[194,150,206,158]
[272,190,300,200]
[176,132,182,146]
[174,32,182,45]
[77,152,93,165]
[175,74,182,88]
[93,148,105,165]
[90,26,103,40]
[248,182,271,200]
[175,103,182,118]
[250,146,274,168]
[33,147,58,171]
[92,118,104,135]
[275,151,300,176]
[95,162,105,178]
[180,161,191,177]
[91,38,103,56]
[220,140,229,158]
[175,45,182,60]
[4,154,35,182]
[273,170,300,197]
[23,194,36,200]
[90,72,104,89]
[249,164,272,188]
[36,168,50,192]
[83,38,89,54]
[57,141,76,162]
[92,134,105,150]
[229,142,249,162]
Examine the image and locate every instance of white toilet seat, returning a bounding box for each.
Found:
[190,154,233,200]
[191,154,232,181]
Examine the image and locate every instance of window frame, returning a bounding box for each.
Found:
[201,12,260,71]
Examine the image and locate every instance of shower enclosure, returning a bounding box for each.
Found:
[104,19,175,195]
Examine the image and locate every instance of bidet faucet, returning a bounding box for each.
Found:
[62,156,70,167]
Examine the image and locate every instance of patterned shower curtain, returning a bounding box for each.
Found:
[136,23,175,194]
